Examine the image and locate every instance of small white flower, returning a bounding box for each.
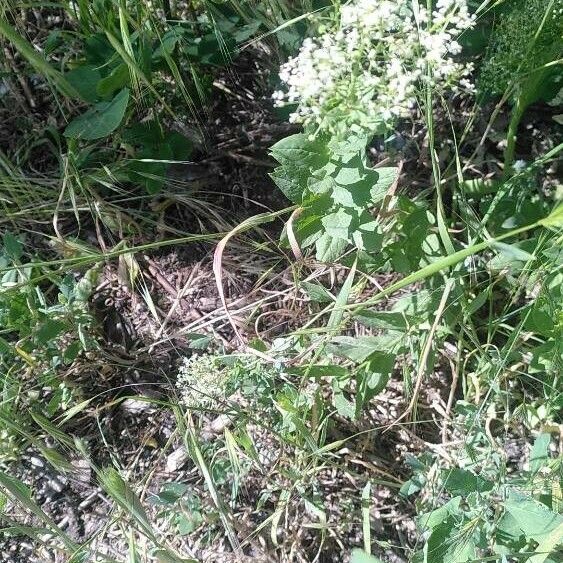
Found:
[274,0,475,135]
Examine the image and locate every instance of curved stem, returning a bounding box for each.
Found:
[503,94,528,179]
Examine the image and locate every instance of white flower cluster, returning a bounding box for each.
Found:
[176,354,230,410]
[273,0,476,135]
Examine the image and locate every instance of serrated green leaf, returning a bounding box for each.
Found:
[270,169,304,204]
[270,133,328,169]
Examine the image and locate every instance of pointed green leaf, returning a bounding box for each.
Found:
[64,88,130,140]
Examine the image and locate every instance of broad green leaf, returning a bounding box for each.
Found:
[321,209,353,240]
[165,131,192,160]
[270,133,328,169]
[64,88,130,140]
[418,497,463,531]
[315,232,347,262]
[530,433,551,473]
[460,177,499,196]
[149,482,189,505]
[288,364,348,379]
[352,219,382,252]
[333,388,356,418]
[443,537,476,562]
[354,310,409,331]
[153,26,185,59]
[442,468,494,496]
[356,353,395,413]
[185,332,211,350]
[97,63,129,98]
[270,169,304,204]
[332,185,362,208]
[2,232,23,261]
[329,133,369,157]
[490,241,536,266]
[35,318,67,345]
[65,65,101,103]
[85,33,115,67]
[540,203,563,228]
[369,167,398,202]
[301,281,334,303]
[501,491,563,539]
[332,155,365,185]
[308,173,335,195]
[529,522,563,563]
[328,334,402,362]
[122,120,164,146]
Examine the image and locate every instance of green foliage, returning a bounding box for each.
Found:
[150,483,204,536]
[270,133,396,261]
[64,88,131,140]
[478,0,562,173]
[479,0,562,103]
[1,1,258,194]
[0,0,562,560]
[0,233,97,433]
[406,426,563,562]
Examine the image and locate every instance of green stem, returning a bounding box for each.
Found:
[503,94,528,179]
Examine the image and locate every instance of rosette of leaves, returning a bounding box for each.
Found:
[270,133,397,262]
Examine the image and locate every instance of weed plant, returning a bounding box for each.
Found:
[0,0,561,562]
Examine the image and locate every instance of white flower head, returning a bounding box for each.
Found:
[176,354,231,409]
[274,0,475,135]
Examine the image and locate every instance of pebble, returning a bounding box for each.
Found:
[166,446,188,473]
[30,456,44,468]
[47,477,65,493]
[121,398,155,414]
